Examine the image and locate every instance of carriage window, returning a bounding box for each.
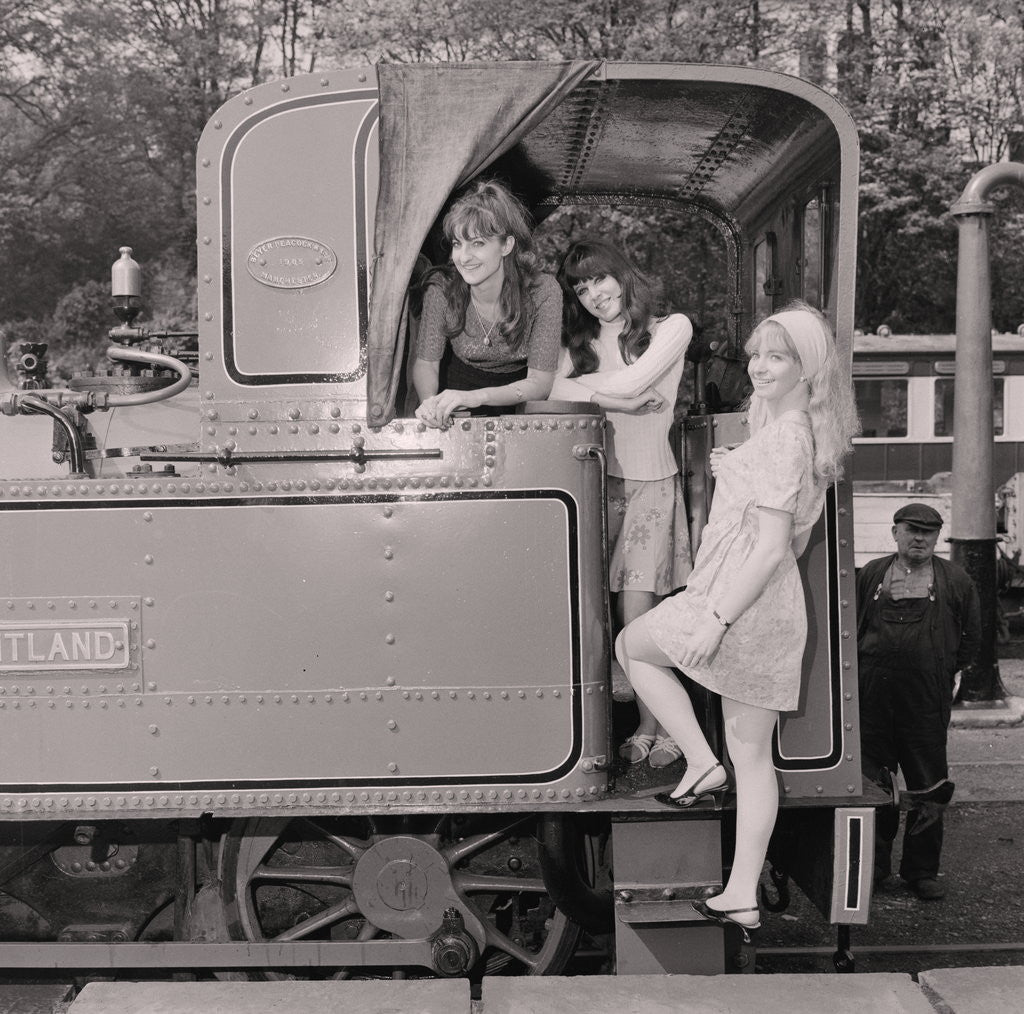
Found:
[934,378,1004,436]
[753,235,777,320]
[855,379,908,438]
[801,198,822,306]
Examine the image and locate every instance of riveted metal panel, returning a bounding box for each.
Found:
[612,819,725,975]
[830,806,874,924]
[0,413,610,814]
[774,482,859,790]
[0,494,574,784]
[195,69,379,416]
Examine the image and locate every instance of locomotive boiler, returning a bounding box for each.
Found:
[0,61,871,979]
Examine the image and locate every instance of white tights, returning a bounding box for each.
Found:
[616,616,780,911]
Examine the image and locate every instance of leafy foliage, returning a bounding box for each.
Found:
[3,0,1024,381]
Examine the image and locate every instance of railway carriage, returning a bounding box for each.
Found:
[851,332,1024,570]
[0,61,870,979]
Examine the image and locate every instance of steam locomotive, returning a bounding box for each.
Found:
[0,61,869,979]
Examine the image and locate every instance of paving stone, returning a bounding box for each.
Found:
[479,973,935,1013]
[918,966,1024,1014]
[68,979,470,1013]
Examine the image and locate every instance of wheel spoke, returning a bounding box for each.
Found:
[294,817,369,860]
[479,915,541,971]
[452,871,546,894]
[272,895,361,942]
[442,817,533,867]
[355,921,380,941]
[252,863,354,887]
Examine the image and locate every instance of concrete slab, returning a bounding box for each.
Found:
[918,966,1024,1014]
[949,726,1024,801]
[0,983,74,1014]
[949,696,1024,729]
[951,658,1024,728]
[479,973,935,1013]
[69,979,471,1013]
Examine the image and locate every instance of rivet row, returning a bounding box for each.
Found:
[0,779,604,811]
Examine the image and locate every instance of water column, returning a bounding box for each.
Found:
[949,162,1024,704]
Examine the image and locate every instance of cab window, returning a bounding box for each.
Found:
[801,197,822,306]
[753,233,778,320]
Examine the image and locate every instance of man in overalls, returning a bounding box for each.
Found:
[856,503,981,900]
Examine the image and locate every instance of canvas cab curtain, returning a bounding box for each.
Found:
[365,60,601,425]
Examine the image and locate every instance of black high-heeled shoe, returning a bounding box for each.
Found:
[653,762,729,809]
[691,899,761,944]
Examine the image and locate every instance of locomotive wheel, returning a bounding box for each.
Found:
[219,813,582,979]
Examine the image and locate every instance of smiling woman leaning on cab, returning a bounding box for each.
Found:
[411,180,561,429]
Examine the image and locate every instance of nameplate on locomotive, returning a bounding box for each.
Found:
[0,621,130,672]
[246,236,338,289]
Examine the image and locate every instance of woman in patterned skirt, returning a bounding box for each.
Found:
[549,239,693,769]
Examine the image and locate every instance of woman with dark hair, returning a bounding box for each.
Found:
[412,180,561,428]
[617,302,859,941]
[549,239,693,769]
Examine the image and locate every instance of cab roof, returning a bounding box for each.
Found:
[367,61,858,422]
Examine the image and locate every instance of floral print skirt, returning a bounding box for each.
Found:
[607,474,692,595]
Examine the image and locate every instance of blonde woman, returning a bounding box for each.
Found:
[616,302,859,940]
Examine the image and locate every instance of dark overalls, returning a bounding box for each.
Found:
[858,570,953,883]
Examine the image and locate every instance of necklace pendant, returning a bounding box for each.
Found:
[473,300,498,346]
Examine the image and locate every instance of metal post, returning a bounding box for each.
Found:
[949,163,1024,703]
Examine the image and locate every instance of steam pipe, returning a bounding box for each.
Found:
[19,395,86,476]
[103,347,193,406]
[0,348,190,413]
[948,161,1024,704]
[1,390,101,412]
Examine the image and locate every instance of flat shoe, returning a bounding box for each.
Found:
[618,732,656,765]
[653,762,729,809]
[648,735,683,769]
[691,899,761,943]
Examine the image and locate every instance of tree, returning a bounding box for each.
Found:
[318,0,778,65]
[4,0,1024,353]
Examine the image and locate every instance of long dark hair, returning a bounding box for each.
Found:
[425,180,541,353]
[557,239,663,377]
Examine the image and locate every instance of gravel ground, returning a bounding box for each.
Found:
[754,800,1024,974]
[756,632,1024,975]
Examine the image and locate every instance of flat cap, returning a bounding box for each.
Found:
[893,502,944,530]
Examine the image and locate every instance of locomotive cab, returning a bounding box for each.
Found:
[0,62,871,981]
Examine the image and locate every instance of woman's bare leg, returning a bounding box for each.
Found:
[619,612,779,921]
[618,591,665,743]
[709,697,779,923]
[617,615,718,794]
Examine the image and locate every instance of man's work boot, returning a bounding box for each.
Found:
[908,877,946,900]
